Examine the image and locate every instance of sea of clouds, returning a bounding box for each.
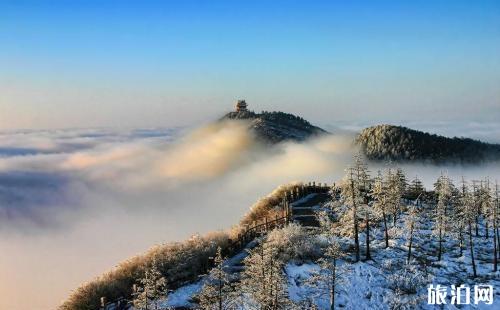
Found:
[1,121,499,310]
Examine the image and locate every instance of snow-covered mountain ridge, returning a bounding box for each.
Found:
[356,124,500,163]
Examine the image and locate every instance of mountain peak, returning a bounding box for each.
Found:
[220,101,327,143]
[356,124,500,163]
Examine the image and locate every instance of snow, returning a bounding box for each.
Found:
[285,263,320,301]
[286,198,500,309]
[160,198,499,309]
[164,281,203,308]
[163,240,260,308]
[289,193,318,208]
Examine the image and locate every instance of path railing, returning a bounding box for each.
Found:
[229,182,333,252]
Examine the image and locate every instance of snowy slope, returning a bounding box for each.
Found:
[160,199,499,310]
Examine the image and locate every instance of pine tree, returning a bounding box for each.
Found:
[371,171,390,248]
[408,176,425,201]
[483,180,498,272]
[451,192,467,257]
[433,175,452,261]
[132,259,168,310]
[442,178,461,258]
[352,155,372,260]
[239,240,290,309]
[353,153,371,201]
[480,180,493,239]
[405,204,420,263]
[494,181,499,271]
[361,203,373,261]
[387,169,404,226]
[309,240,344,310]
[472,180,481,237]
[340,162,362,261]
[312,212,345,310]
[316,210,334,236]
[395,168,408,197]
[340,166,362,262]
[198,247,232,310]
[460,178,477,278]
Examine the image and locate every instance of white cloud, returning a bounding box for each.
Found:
[0,122,499,310]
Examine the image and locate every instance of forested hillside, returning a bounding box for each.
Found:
[356,124,500,163]
[222,110,327,143]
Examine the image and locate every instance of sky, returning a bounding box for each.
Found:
[0,2,499,308]
[1,0,499,129]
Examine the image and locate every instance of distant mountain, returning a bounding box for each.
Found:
[356,124,500,163]
[221,110,327,143]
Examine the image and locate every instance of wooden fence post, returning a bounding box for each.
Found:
[285,203,288,226]
[286,200,289,224]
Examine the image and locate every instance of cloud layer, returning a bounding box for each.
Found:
[0,121,499,310]
[0,123,356,310]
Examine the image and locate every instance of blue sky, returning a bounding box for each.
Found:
[1,0,499,129]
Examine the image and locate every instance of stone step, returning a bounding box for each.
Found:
[293,215,319,227]
[291,208,317,216]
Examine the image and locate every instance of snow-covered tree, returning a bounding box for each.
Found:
[349,155,372,261]
[404,205,420,263]
[198,247,232,310]
[238,239,290,309]
[340,165,362,262]
[132,259,168,310]
[494,181,499,272]
[371,171,390,248]
[386,169,404,226]
[479,180,493,239]
[316,210,333,236]
[472,180,482,237]
[433,175,453,261]
[311,212,346,310]
[353,153,371,201]
[342,157,370,260]
[309,239,344,310]
[482,180,499,272]
[408,176,425,201]
[395,168,408,196]
[361,202,374,260]
[451,191,467,257]
[459,178,477,277]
